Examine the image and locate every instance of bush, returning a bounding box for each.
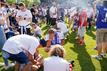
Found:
[6,0,40,7]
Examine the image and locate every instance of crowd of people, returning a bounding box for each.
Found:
[0,0,107,71]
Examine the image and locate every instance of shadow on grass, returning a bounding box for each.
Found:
[0,65,14,71]
[43,29,49,36]
[0,52,2,57]
[86,26,96,40]
[86,31,96,40]
[42,25,51,36]
[70,44,95,71]
[65,31,77,44]
[99,58,107,71]
[67,31,95,71]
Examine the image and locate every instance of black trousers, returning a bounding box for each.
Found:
[18,27,31,35]
[50,18,56,26]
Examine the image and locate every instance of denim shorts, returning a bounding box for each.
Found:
[2,50,29,64]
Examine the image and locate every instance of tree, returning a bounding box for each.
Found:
[6,0,16,4]
[6,0,40,6]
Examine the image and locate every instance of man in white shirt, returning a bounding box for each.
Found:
[16,3,32,35]
[2,35,41,71]
[49,2,57,26]
[56,19,68,36]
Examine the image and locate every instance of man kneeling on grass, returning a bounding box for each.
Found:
[2,34,43,71]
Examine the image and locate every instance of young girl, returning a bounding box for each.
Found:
[78,9,87,45]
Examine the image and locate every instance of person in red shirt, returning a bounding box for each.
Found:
[78,9,87,45]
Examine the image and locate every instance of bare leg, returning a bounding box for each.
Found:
[15,63,20,71]
[22,63,31,71]
[76,35,80,43]
[102,42,107,54]
[97,43,102,56]
[32,65,38,71]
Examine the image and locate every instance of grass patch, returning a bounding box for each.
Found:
[0,25,107,71]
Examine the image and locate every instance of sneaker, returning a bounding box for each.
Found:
[75,37,79,40]
[94,47,97,50]
[4,63,15,70]
[4,65,10,70]
[101,53,107,58]
[79,40,85,46]
[95,55,102,60]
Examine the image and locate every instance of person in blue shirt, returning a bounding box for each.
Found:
[44,28,64,52]
[95,0,107,60]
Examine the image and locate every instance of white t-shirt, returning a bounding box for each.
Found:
[10,8,18,16]
[1,7,8,14]
[44,56,69,71]
[57,21,68,34]
[45,32,64,47]
[16,9,32,27]
[87,7,93,18]
[56,31,64,39]
[64,9,68,16]
[50,6,57,18]
[45,32,64,41]
[34,26,42,36]
[2,35,39,55]
[42,7,47,16]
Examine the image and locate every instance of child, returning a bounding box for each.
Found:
[78,9,87,45]
[31,22,42,40]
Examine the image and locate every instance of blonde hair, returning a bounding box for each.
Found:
[49,45,65,58]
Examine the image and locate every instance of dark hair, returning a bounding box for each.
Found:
[40,39,47,47]
[5,4,8,8]
[0,2,5,7]
[32,4,36,7]
[0,0,5,3]
[19,2,25,7]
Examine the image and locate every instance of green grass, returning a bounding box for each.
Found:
[0,25,107,71]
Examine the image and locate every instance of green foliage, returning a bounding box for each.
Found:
[33,0,40,5]
[6,0,40,6]
[21,0,31,7]
[6,0,16,4]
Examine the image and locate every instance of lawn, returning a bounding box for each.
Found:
[0,24,107,71]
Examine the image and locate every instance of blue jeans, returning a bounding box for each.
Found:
[2,50,29,66]
[5,31,15,39]
[2,50,10,66]
[0,26,6,51]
